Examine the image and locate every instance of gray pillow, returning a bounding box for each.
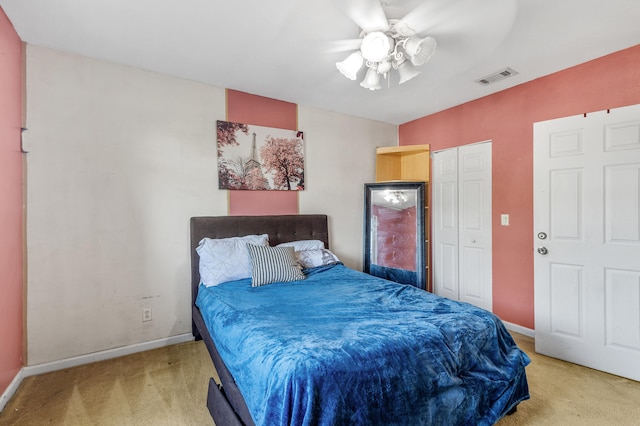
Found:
[247,244,306,287]
[296,248,340,268]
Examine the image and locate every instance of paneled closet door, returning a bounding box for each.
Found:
[433,142,493,311]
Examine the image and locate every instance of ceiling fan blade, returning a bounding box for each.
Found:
[392,2,440,36]
[327,38,363,53]
[340,0,389,33]
[394,0,513,36]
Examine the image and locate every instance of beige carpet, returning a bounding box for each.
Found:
[0,342,218,425]
[497,334,640,425]
[1,333,639,425]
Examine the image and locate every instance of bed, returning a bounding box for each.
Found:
[190,214,530,426]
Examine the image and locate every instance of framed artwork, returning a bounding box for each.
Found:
[217,120,305,191]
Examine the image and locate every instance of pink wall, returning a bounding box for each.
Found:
[0,7,24,395]
[226,89,299,215]
[399,44,640,330]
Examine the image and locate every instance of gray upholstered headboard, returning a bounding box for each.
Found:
[190,214,329,306]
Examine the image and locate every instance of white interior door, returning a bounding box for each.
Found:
[433,142,493,311]
[534,104,640,381]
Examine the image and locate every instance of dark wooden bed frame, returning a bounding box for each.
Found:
[190,215,330,426]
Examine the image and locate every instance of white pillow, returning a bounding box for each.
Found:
[296,249,340,269]
[197,234,269,286]
[276,240,325,251]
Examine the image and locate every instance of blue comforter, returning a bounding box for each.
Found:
[196,263,530,426]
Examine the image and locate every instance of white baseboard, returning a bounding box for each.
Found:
[502,321,535,338]
[0,368,25,413]
[22,333,193,378]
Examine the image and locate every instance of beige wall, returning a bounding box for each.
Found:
[25,45,396,365]
[298,106,396,269]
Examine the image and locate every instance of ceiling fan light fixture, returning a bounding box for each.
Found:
[384,190,408,204]
[360,67,382,90]
[336,13,436,90]
[336,51,364,80]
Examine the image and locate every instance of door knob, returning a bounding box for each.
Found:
[537,246,548,255]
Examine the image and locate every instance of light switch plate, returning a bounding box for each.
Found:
[501,214,509,226]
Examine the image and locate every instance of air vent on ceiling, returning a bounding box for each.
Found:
[475,67,519,85]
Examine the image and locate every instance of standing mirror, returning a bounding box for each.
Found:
[364,182,426,289]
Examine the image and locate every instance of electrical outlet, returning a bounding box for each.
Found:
[142,307,152,322]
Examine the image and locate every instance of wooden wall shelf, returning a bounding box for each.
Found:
[375,144,430,182]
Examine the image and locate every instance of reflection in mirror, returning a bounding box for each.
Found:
[364,182,426,289]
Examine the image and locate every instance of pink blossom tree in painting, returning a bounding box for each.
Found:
[217,121,249,155]
[260,136,305,190]
[217,121,249,189]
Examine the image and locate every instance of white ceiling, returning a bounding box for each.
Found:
[2,0,639,125]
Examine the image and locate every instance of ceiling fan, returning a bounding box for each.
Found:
[333,0,518,91]
[335,0,438,90]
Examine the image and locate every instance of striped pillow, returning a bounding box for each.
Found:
[247,244,306,287]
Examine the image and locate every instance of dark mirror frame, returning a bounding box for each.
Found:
[363,181,426,290]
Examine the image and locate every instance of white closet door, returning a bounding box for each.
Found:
[433,148,460,301]
[433,142,493,311]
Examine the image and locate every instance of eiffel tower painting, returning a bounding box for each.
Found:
[217,120,305,191]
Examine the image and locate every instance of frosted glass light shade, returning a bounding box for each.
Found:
[405,36,437,66]
[397,60,421,84]
[360,68,382,90]
[336,52,364,80]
